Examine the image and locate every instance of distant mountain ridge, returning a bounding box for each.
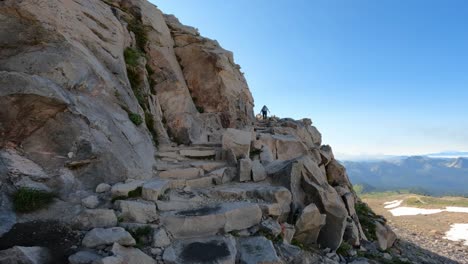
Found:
[343,156,468,196]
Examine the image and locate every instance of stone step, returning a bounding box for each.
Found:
[161,202,262,239]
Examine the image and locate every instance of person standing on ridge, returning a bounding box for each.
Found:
[261,105,270,120]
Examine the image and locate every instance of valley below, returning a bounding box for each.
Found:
[363,193,468,264]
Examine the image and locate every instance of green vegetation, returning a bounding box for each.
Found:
[291,239,305,250]
[124,47,142,67]
[249,149,262,159]
[336,241,352,256]
[196,106,205,113]
[128,187,142,198]
[128,112,143,126]
[355,201,378,240]
[127,16,148,52]
[405,195,468,208]
[13,188,56,213]
[129,225,153,248]
[144,112,159,146]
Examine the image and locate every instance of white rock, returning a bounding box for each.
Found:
[142,179,170,202]
[111,180,145,198]
[118,200,158,223]
[82,227,136,248]
[96,183,111,193]
[222,128,251,159]
[238,158,252,182]
[111,243,156,264]
[251,160,267,182]
[152,228,171,248]
[82,195,100,209]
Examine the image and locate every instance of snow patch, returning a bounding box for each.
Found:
[384,200,403,209]
[444,224,468,246]
[389,207,443,216]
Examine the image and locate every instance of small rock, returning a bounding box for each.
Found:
[238,158,252,182]
[82,195,100,209]
[68,250,101,264]
[153,228,171,248]
[111,243,156,264]
[0,246,51,264]
[111,180,145,197]
[96,183,111,193]
[82,227,136,248]
[76,209,118,230]
[150,248,163,255]
[118,200,158,224]
[260,218,282,237]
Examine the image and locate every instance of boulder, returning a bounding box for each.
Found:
[82,227,136,248]
[161,202,262,238]
[159,168,203,180]
[163,236,237,264]
[68,251,101,264]
[222,129,251,159]
[141,179,170,202]
[259,146,274,164]
[95,183,111,193]
[0,246,50,264]
[238,158,252,182]
[82,195,100,209]
[343,218,360,247]
[111,180,145,198]
[294,203,326,246]
[251,160,267,182]
[93,256,125,264]
[237,236,282,264]
[153,228,171,248]
[281,223,296,244]
[111,243,156,264]
[319,145,334,166]
[260,218,282,238]
[326,160,351,188]
[375,222,397,250]
[272,134,309,161]
[76,209,118,230]
[118,200,158,224]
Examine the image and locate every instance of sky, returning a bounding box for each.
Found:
[153,0,468,159]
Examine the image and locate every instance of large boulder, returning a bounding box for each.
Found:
[294,203,326,246]
[326,160,352,188]
[375,222,397,250]
[222,129,252,159]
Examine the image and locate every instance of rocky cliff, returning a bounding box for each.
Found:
[0,1,396,263]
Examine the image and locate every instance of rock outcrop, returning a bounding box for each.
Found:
[0,0,396,263]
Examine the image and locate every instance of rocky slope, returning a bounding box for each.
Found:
[0,0,398,263]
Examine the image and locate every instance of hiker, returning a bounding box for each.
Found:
[261,105,270,120]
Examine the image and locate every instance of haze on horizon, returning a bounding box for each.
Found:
[154,0,468,158]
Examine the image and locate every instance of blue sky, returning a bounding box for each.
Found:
[153,0,468,158]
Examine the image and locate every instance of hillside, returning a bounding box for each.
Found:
[344,156,468,196]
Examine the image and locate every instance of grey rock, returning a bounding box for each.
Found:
[260,218,282,238]
[163,236,237,264]
[222,129,251,159]
[142,179,170,202]
[68,251,101,264]
[111,180,145,198]
[95,183,111,193]
[82,227,136,248]
[93,256,125,264]
[76,209,118,230]
[118,200,158,224]
[375,222,397,250]
[153,228,171,248]
[251,160,267,182]
[239,158,252,182]
[161,202,262,238]
[294,203,326,246]
[111,243,156,264]
[0,246,50,264]
[237,236,283,264]
[82,195,100,209]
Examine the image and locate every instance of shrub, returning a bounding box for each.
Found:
[355,201,377,240]
[129,113,143,126]
[196,106,205,113]
[13,188,56,213]
[128,187,142,198]
[144,112,159,146]
[129,226,153,248]
[124,47,141,67]
[336,241,352,256]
